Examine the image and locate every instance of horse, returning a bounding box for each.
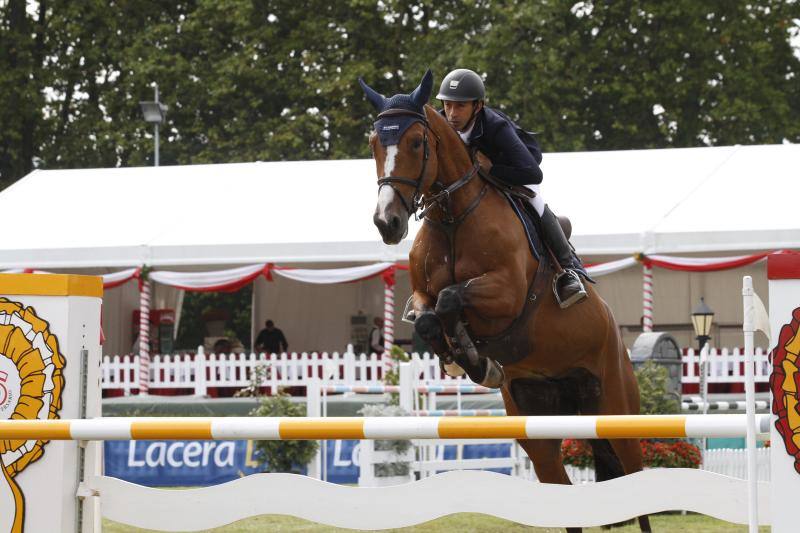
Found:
[360,70,651,533]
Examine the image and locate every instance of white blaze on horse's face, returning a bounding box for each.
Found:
[376,145,399,216]
[383,145,398,176]
[373,143,410,245]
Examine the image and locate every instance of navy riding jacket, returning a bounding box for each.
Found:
[440,106,543,185]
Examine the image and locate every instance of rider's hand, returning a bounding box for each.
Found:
[475,151,492,174]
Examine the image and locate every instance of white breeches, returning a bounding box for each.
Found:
[525,183,545,217]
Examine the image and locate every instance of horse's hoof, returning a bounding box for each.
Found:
[434,286,463,324]
[415,312,444,343]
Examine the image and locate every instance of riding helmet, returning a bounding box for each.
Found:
[436,69,485,102]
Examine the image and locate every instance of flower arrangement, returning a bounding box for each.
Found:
[561,438,701,469]
[561,438,594,468]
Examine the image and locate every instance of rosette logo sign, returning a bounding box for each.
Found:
[771,307,800,474]
[0,371,10,411]
[0,299,65,533]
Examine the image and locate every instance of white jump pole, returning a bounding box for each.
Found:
[742,276,758,533]
[0,414,772,441]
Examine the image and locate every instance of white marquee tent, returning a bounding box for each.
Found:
[1,143,797,268]
[0,143,797,355]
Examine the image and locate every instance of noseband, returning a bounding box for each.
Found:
[375,108,481,222]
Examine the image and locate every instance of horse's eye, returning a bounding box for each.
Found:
[412,139,423,149]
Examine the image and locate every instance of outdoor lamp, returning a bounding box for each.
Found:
[139,83,168,166]
[691,297,715,349]
[139,101,167,124]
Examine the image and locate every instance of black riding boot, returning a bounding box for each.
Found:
[540,205,587,308]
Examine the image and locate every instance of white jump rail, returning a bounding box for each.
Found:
[0,414,769,441]
[0,413,774,531]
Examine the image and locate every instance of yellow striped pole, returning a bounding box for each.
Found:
[0,415,770,441]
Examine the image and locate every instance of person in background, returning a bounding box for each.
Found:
[369,317,385,354]
[255,319,288,354]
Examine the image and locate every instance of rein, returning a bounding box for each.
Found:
[374,107,493,284]
[375,108,482,225]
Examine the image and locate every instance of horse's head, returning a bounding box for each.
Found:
[359,70,438,244]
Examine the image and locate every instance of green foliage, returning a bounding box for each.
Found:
[175,285,252,351]
[249,393,318,473]
[234,364,269,398]
[635,360,681,415]
[380,345,411,405]
[2,1,799,190]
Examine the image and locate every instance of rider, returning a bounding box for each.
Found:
[436,68,587,308]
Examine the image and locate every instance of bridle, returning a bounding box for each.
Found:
[375,108,482,224]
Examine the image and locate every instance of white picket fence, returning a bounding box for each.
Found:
[681,347,771,384]
[101,345,387,396]
[101,345,770,396]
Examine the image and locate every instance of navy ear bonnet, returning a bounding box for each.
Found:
[373,111,422,146]
[359,70,433,146]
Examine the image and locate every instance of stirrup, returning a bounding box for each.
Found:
[552,269,588,309]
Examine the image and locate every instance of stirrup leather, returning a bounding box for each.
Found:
[552,269,588,309]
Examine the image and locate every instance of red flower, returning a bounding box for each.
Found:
[561,439,701,469]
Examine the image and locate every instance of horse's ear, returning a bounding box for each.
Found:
[359,77,387,111]
[410,69,433,109]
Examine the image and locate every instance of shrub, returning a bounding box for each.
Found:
[561,438,701,469]
[635,360,681,415]
[250,394,318,474]
[561,438,594,468]
[381,345,411,405]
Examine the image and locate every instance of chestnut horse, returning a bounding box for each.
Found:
[360,71,650,533]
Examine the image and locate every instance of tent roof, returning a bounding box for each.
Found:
[0,143,796,268]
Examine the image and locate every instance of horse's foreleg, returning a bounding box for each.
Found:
[411,291,456,365]
[434,273,520,387]
[435,271,524,335]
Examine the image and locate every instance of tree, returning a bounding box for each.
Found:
[1,0,798,188]
[0,0,47,188]
[470,1,800,151]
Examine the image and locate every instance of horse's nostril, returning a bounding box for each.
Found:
[389,215,400,232]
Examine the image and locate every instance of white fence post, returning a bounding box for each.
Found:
[358,439,376,487]
[306,378,321,479]
[399,362,413,413]
[344,344,356,386]
[194,346,207,397]
[742,276,759,533]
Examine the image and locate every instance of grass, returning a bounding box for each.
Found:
[104,513,769,532]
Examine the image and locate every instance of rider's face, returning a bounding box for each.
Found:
[443,100,480,132]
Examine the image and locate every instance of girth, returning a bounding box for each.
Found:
[472,256,553,366]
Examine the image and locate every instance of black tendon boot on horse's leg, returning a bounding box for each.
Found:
[414,311,451,359]
[540,205,587,309]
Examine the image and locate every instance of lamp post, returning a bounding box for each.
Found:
[691,297,715,458]
[691,297,715,351]
[139,83,168,166]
